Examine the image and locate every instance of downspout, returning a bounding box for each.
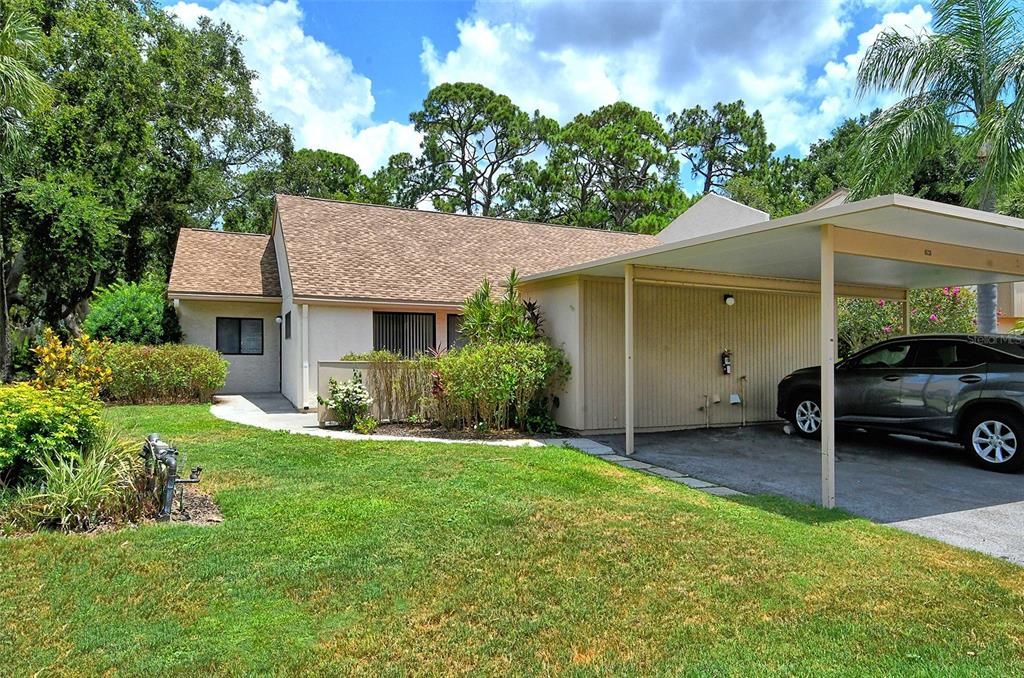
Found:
[301,303,310,409]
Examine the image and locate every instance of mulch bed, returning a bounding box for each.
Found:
[168,489,224,526]
[371,422,576,441]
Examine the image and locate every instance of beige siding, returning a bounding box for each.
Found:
[581,278,818,433]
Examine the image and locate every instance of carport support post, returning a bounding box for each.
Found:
[625,263,635,456]
[820,225,836,509]
[904,292,912,335]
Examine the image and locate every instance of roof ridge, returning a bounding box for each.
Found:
[274,193,658,238]
[183,227,270,238]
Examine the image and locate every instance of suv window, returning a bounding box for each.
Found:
[850,343,912,368]
[913,340,989,368]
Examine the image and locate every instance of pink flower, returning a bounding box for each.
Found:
[877,299,886,306]
[951,287,960,296]
[942,287,950,296]
[883,325,893,333]
[929,313,939,322]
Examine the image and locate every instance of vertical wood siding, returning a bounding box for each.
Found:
[582,278,818,432]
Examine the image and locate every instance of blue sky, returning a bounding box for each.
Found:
[165,0,935,174]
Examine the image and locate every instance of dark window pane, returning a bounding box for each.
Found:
[216,318,240,354]
[284,311,292,340]
[853,343,912,368]
[447,314,466,350]
[240,318,263,355]
[373,312,436,358]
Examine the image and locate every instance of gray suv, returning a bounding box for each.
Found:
[777,334,1024,472]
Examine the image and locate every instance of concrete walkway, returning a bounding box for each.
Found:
[210,394,742,497]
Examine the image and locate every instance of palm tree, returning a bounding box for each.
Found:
[0,7,49,381]
[855,0,1024,333]
[0,6,49,156]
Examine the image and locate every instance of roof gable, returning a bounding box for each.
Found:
[168,229,281,298]
[656,193,768,243]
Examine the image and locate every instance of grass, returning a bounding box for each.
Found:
[1,405,1022,676]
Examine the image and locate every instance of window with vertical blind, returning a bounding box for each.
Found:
[447,314,467,350]
[373,312,436,357]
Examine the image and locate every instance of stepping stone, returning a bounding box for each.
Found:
[615,459,653,470]
[646,466,684,479]
[700,486,747,497]
[671,476,716,489]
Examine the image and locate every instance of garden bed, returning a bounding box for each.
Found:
[371,421,576,441]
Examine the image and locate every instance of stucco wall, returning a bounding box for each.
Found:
[176,299,281,393]
[521,279,584,430]
[578,278,819,433]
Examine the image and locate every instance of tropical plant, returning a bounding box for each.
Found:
[318,372,373,429]
[83,280,180,345]
[2,424,141,533]
[0,6,49,156]
[31,328,112,398]
[460,270,540,344]
[855,0,1024,332]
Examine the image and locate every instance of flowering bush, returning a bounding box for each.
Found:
[318,372,373,428]
[837,286,977,357]
[31,329,112,398]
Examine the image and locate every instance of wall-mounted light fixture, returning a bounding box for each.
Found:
[275,315,283,324]
[724,294,736,306]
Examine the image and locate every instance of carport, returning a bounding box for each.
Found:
[523,194,1024,508]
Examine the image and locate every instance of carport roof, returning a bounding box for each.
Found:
[523,194,1024,289]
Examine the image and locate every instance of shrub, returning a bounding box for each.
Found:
[460,270,542,344]
[32,328,112,398]
[838,287,977,357]
[2,424,142,533]
[353,415,379,435]
[82,279,180,344]
[0,383,103,484]
[432,341,569,431]
[103,343,228,404]
[318,372,373,428]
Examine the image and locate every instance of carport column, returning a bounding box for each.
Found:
[820,225,837,509]
[625,263,635,456]
[904,291,912,335]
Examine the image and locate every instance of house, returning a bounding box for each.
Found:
[168,195,661,407]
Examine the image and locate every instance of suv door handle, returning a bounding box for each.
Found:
[959,374,982,384]
[882,374,901,381]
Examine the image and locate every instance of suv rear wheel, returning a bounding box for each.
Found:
[789,395,822,439]
[962,411,1024,472]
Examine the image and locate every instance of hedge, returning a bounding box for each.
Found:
[0,384,102,478]
[103,344,228,404]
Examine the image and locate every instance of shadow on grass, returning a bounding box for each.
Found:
[725,493,858,526]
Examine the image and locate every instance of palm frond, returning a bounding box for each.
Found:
[857,30,971,100]
[968,98,1024,206]
[852,92,956,199]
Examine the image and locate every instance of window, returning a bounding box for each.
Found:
[447,314,467,350]
[216,317,263,355]
[284,311,292,340]
[851,342,912,369]
[373,312,436,358]
[914,340,1003,368]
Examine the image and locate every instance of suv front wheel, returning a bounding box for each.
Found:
[962,410,1024,473]
[789,395,822,439]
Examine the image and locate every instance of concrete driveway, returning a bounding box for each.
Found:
[593,425,1024,566]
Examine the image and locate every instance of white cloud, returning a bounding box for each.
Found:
[166,0,420,171]
[421,1,934,156]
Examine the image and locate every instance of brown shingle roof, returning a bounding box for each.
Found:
[168,229,281,298]
[275,195,661,304]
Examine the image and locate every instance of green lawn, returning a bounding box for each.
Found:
[1,406,1022,676]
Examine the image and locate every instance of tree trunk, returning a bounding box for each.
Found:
[0,237,10,383]
[976,183,999,333]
